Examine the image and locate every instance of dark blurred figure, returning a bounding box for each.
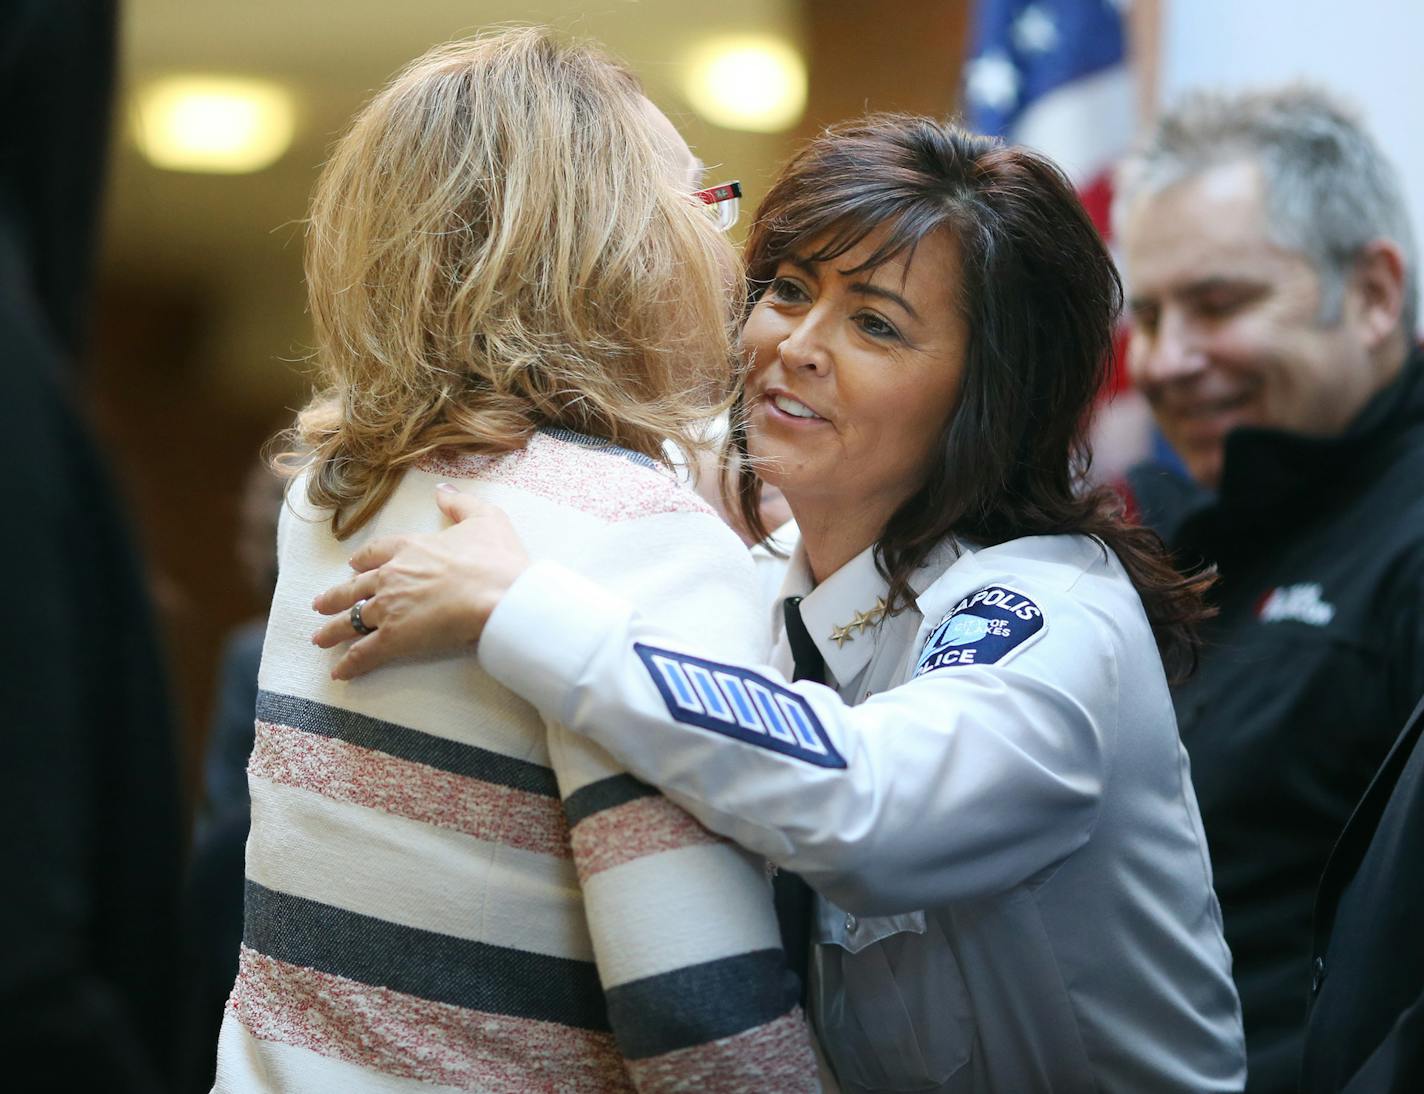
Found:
[1116,87,1422,1093]
[0,2,183,1091]
[177,460,282,1094]
[1302,694,1424,1092]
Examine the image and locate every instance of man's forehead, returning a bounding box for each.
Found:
[1128,161,1268,244]
[1123,160,1306,292]
[1181,157,1267,208]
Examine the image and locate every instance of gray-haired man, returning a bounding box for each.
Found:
[1116,86,1424,1092]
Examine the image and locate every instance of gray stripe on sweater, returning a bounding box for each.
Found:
[539,426,660,470]
[243,879,610,1030]
[606,948,800,1059]
[256,690,558,796]
[562,773,662,827]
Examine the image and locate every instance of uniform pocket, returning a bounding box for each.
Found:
[812,904,975,1092]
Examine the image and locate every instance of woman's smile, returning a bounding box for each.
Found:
[762,387,830,423]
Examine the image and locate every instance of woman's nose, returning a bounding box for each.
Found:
[778,314,832,375]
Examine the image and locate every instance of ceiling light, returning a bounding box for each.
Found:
[682,37,807,133]
[133,76,296,174]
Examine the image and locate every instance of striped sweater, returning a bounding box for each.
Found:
[213,429,817,1092]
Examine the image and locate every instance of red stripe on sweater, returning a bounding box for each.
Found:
[414,432,712,524]
[626,1008,820,1093]
[229,946,632,1092]
[569,794,725,883]
[250,720,570,858]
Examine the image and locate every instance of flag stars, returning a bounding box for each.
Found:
[964,50,1020,114]
[1013,5,1060,54]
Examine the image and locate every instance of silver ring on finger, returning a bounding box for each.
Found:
[350,597,376,636]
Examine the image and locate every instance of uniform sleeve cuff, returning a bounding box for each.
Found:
[477,561,628,720]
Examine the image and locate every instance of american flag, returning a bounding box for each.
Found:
[964,0,1151,468]
[963,0,1134,237]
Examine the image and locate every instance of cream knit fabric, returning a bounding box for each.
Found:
[212,431,816,1092]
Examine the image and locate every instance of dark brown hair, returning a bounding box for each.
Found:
[729,114,1213,681]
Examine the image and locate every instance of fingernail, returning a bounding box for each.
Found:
[436,482,457,493]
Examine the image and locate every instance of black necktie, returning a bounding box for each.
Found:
[783,595,826,685]
[774,596,822,1006]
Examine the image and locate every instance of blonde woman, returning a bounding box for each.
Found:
[212,30,817,1092]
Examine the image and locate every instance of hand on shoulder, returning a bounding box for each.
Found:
[310,485,530,679]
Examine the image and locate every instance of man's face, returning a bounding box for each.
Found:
[1123,159,1378,489]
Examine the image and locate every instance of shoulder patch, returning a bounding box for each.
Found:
[914,585,1046,678]
[634,644,846,769]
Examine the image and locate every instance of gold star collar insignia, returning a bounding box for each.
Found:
[829,597,890,647]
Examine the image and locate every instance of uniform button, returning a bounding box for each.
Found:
[844,914,857,931]
[1311,956,1326,994]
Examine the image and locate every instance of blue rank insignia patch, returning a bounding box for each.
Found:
[914,585,1046,678]
[634,644,846,768]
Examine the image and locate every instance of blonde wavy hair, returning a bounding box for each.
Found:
[291,27,743,537]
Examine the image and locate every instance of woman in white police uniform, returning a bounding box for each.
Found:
[314,117,1247,1092]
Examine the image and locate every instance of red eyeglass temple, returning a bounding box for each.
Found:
[695,181,742,205]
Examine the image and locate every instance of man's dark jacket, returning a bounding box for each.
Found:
[1127,348,1424,1094]
[1300,692,1424,1093]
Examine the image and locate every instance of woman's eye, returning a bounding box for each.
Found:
[856,312,899,340]
[767,276,808,303]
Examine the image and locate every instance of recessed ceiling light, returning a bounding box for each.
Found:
[133,75,296,174]
[682,37,807,133]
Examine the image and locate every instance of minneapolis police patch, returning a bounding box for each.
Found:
[634,644,846,768]
[914,585,1045,678]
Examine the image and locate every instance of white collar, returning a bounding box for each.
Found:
[779,543,892,686]
[910,536,973,604]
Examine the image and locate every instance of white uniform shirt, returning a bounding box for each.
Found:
[480,532,1247,1092]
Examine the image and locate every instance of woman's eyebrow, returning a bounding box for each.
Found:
[849,281,920,322]
[782,255,921,321]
